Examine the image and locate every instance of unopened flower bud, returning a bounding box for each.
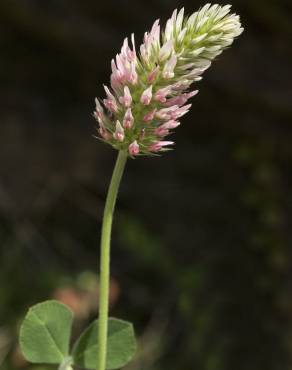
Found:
[162,54,177,79]
[149,141,174,152]
[147,66,160,83]
[129,140,140,156]
[103,86,118,113]
[113,121,125,142]
[140,86,153,105]
[159,40,173,61]
[119,86,132,107]
[154,86,172,103]
[123,108,134,129]
[143,109,157,122]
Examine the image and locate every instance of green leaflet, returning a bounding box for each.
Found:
[19,300,73,364]
[73,318,137,369]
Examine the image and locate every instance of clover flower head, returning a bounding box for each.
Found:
[94,4,243,156]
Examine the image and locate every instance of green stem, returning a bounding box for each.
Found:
[97,150,128,370]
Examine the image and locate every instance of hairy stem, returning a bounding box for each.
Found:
[97,150,128,370]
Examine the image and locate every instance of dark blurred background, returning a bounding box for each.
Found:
[1,0,292,369]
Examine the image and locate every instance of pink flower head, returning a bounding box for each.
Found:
[93,5,243,155]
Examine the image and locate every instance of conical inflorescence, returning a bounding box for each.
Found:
[94,4,243,156]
